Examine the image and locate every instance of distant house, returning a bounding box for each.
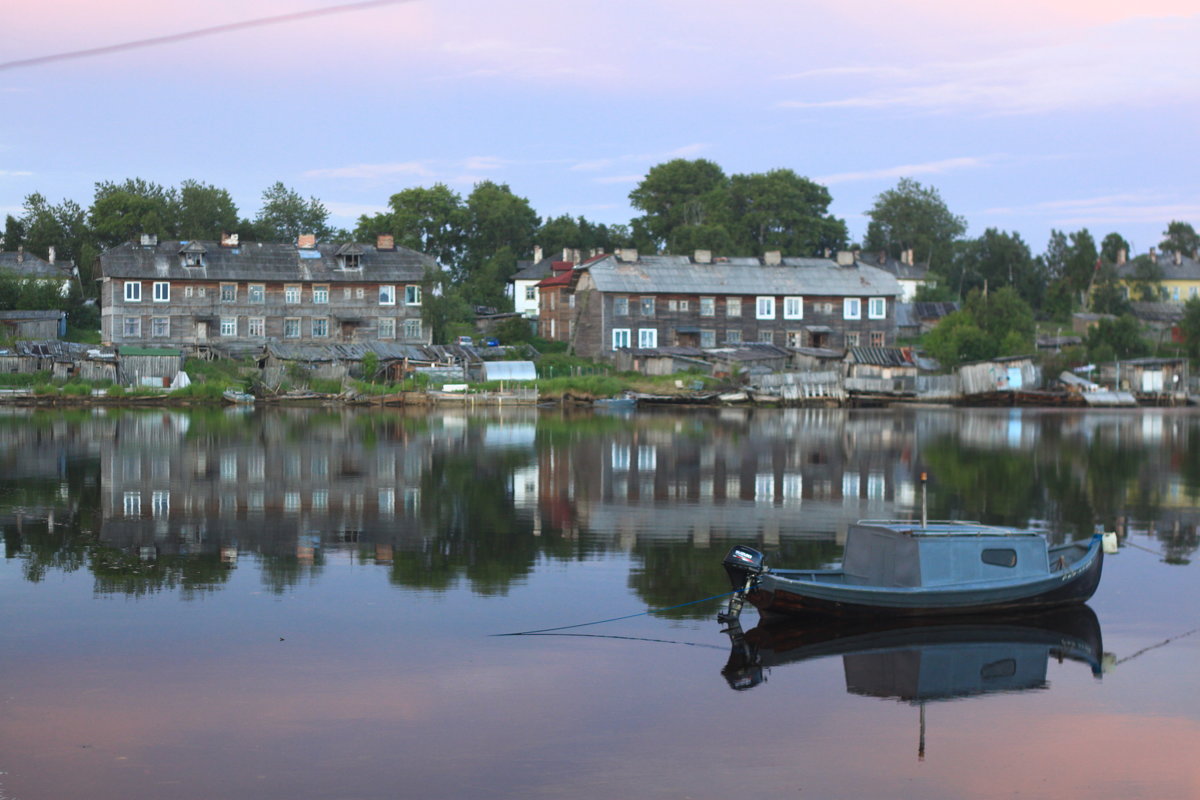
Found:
[552,249,901,361]
[844,346,919,395]
[99,233,436,351]
[0,248,76,297]
[857,250,932,302]
[0,310,66,340]
[508,247,583,319]
[958,355,1041,396]
[1114,247,1200,304]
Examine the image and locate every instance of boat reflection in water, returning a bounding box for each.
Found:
[722,607,1104,757]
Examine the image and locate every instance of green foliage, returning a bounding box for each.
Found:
[253,182,332,241]
[1159,221,1199,256]
[947,228,1041,306]
[864,178,966,269]
[0,370,50,387]
[1085,314,1148,361]
[355,183,466,267]
[922,287,1034,368]
[361,351,380,382]
[493,316,535,344]
[1129,254,1164,301]
[168,382,227,401]
[535,214,632,258]
[629,159,729,253]
[309,378,345,394]
[177,180,240,240]
[1100,232,1130,263]
[89,178,177,248]
[727,168,847,256]
[1180,297,1200,359]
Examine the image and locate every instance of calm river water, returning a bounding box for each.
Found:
[2,405,1199,799]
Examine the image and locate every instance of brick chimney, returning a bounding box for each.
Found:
[298,234,317,249]
[694,249,712,264]
[878,250,887,265]
[836,251,855,266]
[1149,247,1157,262]
[617,248,638,262]
[764,251,782,266]
[1175,250,1183,266]
[531,244,541,263]
[220,232,239,248]
[377,234,395,251]
[1117,248,1126,265]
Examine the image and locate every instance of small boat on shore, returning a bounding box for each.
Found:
[719,519,1108,622]
[222,389,255,405]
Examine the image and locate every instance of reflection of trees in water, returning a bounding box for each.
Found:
[92,549,232,598]
[628,539,842,620]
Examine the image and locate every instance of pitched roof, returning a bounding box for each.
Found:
[100,239,435,282]
[848,346,916,367]
[0,251,73,279]
[1116,252,1200,281]
[583,254,900,297]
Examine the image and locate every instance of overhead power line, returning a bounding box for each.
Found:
[0,0,412,72]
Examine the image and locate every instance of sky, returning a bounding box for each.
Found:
[2,0,1198,257]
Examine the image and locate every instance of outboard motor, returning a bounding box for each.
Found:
[718,546,767,623]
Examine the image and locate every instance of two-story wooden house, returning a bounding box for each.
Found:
[540,250,901,359]
[99,234,436,350]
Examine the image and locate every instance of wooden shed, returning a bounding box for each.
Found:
[957,355,1041,396]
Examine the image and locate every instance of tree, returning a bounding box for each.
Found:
[727,169,847,256]
[1160,221,1199,256]
[356,183,466,267]
[629,159,729,253]
[20,193,89,267]
[1180,297,1200,359]
[460,181,538,283]
[177,180,239,240]
[1100,232,1131,263]
[1128,254,1164,301]
[535,214,633,260]
[1086,314,1148,361]
[253,182,332,241]
[3,215,25,250]
[1090,264,1132,315]
[89,178,178,248]
[947,228,1041,306]
[864,178,966,269]
[922,286,1034,368]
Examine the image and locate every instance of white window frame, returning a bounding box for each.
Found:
[220,283,237,303]
[124,281,142,302]
[868,297,886,319]
[405,285,422,305]
[151,317,169,338]
[783,296,803,320]
[313,285,329,304]
[379,285,396,305]
[614,297,629,316]
[248,283,265,304]
[637,328,658,348]
[123,316,142,337]
[220,317,237,337]
[843,298,862,320]
[248,317,265,337]
[152,281,169,302]
[312,318,329,338]
[726,297,742,317]
[756,296,776,320]
[640,297,655,317]
[699,297,715,317]
[403,318,422,339]
[700,329,716,347]
[612,328,631,350]
[285,284,301,304]
[378,318,395,339]
[284,318,301,338]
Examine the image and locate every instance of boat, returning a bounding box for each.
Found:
[222,389,255,405]
[719,519,1109,622]
[721,605,1104,693]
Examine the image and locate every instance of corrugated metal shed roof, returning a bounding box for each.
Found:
[849,346,915,367]
[101,239,435,282]
[0,310,65,320]
[585,254,900,296]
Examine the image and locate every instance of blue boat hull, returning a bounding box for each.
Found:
[749,536,1104,620]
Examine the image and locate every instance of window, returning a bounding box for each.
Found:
[342,253,360,270]
[313,285,329,304]
[612,328,631,350]
[678,299,689,312]
[403,318,422,339]
[726,297,742,317]
[197,287,206,298]
[220,283,237,302]
[284,318,301,338]
[124,281,141,302]
[638,328,658,348]
[783,296,803,320]
[184,286,194,298]
[123,491,141,517]
[759,330,774,344]
[640,297,655,316]
[668,300,678,312]
[756,296,776,319]
[525,286,537,301]
[152,490,169,517]
[786,330,804,347]
[344,287,352,300]
[845,331,860,346]
[248,283,265,304]
[356,287,365,299]
[312,318,328,337]
[248,317,265,337]
[379,285,396,305]
[220,317,237,336]
[868,297,886,319]
[870,331,885,346]
[843,298,862,320]
[378,318,395,339]
[700,329,716,347]
[152,281,170,302]
[285,284,301,304]
[726,329,742,344]
[405,285,422,305]
[700,297,715,317]
[982,549,1018,567]
[614,297,629,316]
[123,317,142,337]
[151,317,169,337]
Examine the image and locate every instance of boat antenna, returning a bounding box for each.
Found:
[920,472,928,529]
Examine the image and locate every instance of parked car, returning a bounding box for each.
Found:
[455,336,474,346]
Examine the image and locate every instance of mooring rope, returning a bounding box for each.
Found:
[494,590,736,636]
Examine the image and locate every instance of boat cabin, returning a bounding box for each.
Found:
[842,521,1050,588]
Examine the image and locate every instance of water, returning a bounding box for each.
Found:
[1,406,1198,799]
